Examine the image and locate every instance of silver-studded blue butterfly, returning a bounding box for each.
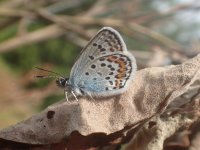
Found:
[36,27,137,101]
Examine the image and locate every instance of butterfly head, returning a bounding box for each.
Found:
[56,77,69,88]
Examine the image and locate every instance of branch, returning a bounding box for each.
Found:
[0,25,65,53]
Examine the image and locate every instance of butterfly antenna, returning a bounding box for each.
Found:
[34,75,59,79]
[35,67,65,78]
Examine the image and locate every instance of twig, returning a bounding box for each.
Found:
[36,9,91,40]
[0,25,65,53]
[62,16,184,53]
[0,8,34,17]
[0,0,26,8]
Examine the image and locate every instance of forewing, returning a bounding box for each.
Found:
[69,27,128,84]
[74,52,136,96]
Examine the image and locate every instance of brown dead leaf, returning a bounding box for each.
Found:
[0,54,200,149]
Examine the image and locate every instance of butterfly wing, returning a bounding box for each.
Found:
[68,27,137,96]
[73,52,136,96]
[70,27,128,81]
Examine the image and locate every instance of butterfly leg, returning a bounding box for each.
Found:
[71,91,78,101]
[64,90,69,101]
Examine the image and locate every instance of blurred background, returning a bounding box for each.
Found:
[0,0,200,129]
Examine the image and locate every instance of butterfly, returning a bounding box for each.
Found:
[36,27,137,101]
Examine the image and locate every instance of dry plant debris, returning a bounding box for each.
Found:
[0,54,200,150]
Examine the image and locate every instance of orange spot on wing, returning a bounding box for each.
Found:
[107,56,118,62]
[116,59,127,80]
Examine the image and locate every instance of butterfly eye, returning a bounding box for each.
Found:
[60,79,66,87]
[56,78,67,88]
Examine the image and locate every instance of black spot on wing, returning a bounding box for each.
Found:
[93,43,97,46]
[89,56,94,60]
[105,77,110,80]
[91,64,96,69]
[101,63,106,67]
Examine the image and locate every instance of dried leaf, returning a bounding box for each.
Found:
[0,54,200,149]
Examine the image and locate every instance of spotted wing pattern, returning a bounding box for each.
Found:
[74,53,136,96]
[68,27,137,97]
[70,27,127,81]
